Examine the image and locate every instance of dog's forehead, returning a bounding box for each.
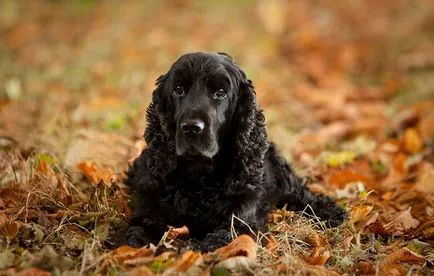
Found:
[170,53,234,78]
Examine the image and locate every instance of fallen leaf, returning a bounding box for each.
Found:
[264,235,278,257]
[350,205,374,224]
[403,128,423,153]
[215,235,257,260]
[4,221,20,240]
[380,247,425,271]
[305,233,328,247]
[384,208,420,235]
[163,250,203,274]
[166,225,189,241]
[77,161,113,187]
[304,246,331,266]
[214,256,256,275]
[110,245,153,264]
[380,264,405,276]
[327,168,374,189]
[323,151,357,167]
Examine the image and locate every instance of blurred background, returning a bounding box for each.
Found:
[0,0,433,170]
[1,1,434,274]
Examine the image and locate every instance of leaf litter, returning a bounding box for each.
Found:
[1,0,434,275]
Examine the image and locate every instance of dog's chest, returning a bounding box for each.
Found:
[160,176,234,229]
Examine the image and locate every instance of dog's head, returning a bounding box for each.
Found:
[147,52,264,160]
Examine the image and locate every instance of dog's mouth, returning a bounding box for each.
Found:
[175,133,219,159]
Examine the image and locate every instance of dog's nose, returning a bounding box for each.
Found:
[181,119,205,134]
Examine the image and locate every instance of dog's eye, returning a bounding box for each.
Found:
[213,88,226,99]
[173,86,185,97]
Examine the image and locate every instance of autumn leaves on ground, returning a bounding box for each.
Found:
[0,1,433,275]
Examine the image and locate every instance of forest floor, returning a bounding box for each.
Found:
[1,1,434,275]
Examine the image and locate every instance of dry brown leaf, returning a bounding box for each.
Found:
[306,233,328,247]
[167,250,202,273]
[267,209,295,223]
[4,221,20,240]
[350,261,376,275]
[403,128,423,153]
[166,225,189,240]
[384,208,420,235]
[380,264,405,276]
[110,245,153,264]
[77,161,113,187]
[381,247,425,270]
[214,256,256,275]
[215,235,257,260]
[304,246,331,266]
[350,205,374,224]
[264,235,278,257]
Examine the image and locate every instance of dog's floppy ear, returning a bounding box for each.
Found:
[227,69,268,196]
[144,74,176,143]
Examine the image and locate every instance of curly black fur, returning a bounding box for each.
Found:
[124,52,346,252]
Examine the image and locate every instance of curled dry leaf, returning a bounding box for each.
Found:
[215,235,257,260]
[77,161,113,187]
[304,246,331,266]
[350,205,374,224]
[166,225,189,241]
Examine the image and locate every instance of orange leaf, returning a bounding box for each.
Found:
[110,245,153,263]
[172,250,202,273]
[350,205,374,224]
[215,235,257,260]
[327,168,374,189]
[305,233,328,247]
[304,246,331,266]
[265,235,279,257]
[166,225,189,240]
[77,161,113,187]
[403,128,423,153]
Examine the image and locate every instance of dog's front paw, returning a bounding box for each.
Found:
[321,204,347,227]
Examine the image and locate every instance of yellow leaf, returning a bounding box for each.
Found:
[324,151,357,167]
[350,205,374,224]
[404,128,423,153]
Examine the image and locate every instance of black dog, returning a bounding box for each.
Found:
[125,52,346,251]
